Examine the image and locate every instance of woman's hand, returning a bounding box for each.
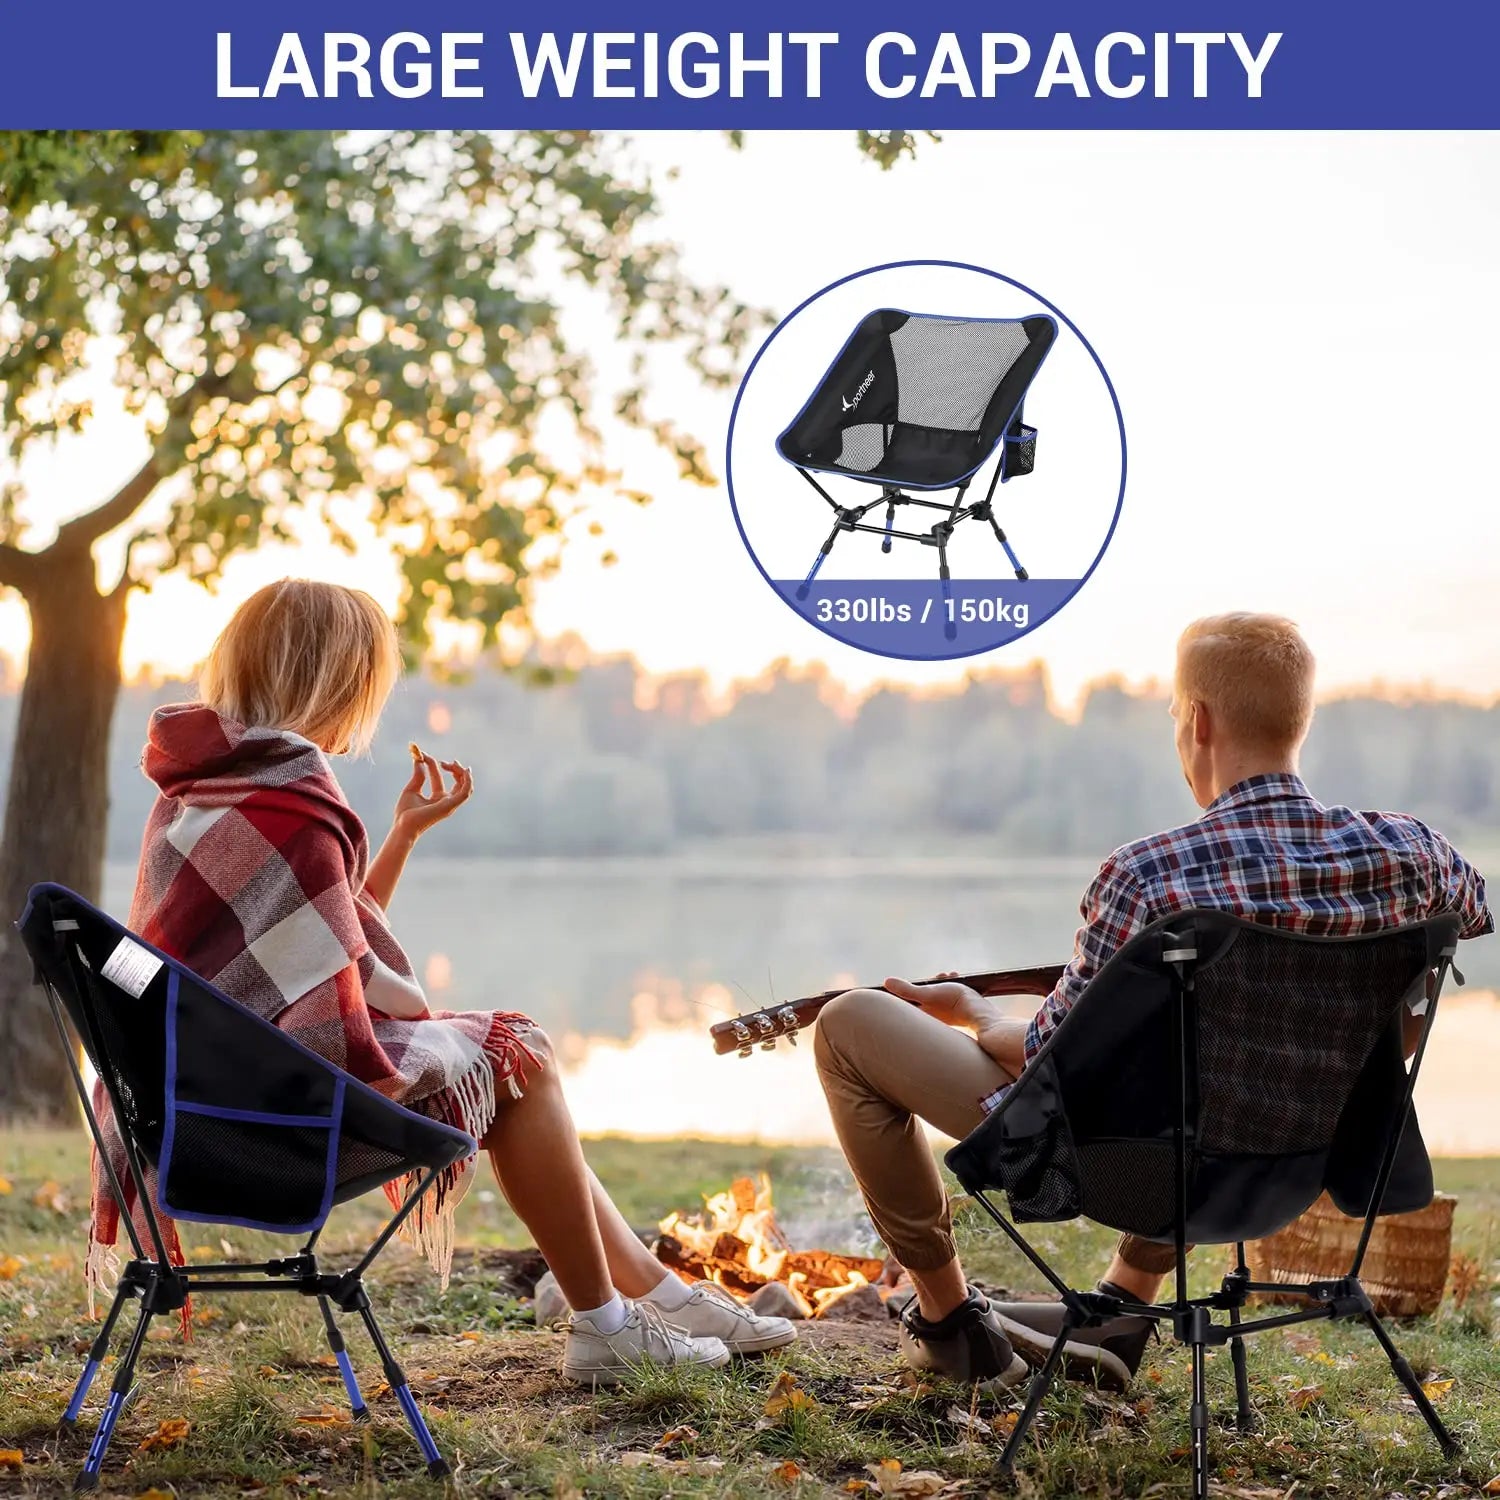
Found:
[393,744,474,845]
[883,971,999,1032]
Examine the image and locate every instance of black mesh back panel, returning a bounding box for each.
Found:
[1193,926,1426,1156]
[777,309,1056,488]
[946,913,1454,1245]
[18,883,473,1235]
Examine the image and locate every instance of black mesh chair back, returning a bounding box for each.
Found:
[17,882,474,1487]
[778,310,1055,488]
[942,909,1467,1500]
[776,310,1058,619]
[948,911,1450,1246]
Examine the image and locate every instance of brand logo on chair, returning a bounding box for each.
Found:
[841,370,876,412]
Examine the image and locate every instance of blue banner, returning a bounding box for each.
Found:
[3,1,1498,129]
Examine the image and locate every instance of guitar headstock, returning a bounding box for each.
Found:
[712,1003,805,1056]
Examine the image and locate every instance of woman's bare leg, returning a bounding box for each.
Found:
[587,1169,677,1298]
[481,1030,613,1311]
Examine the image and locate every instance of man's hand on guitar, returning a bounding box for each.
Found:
[883,972,999,1032]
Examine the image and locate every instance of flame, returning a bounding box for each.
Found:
[657,1174,876,1317]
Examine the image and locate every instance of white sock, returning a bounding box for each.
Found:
[642,1271,695,1312]
[573,1294,628,1334]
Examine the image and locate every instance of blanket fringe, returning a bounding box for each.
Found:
[389,1013,540,1286]
[84,1233,120,1321]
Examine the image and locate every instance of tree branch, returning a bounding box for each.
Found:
[53,452,161,553]
[51,372,232,552]
[0,543,40,595]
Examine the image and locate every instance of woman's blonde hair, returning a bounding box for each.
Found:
[200,580,400,755]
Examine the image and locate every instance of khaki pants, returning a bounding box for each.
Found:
[813,987,1178,1276]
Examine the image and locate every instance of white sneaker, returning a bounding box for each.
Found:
[561,1300,730,1387]
[660,1282,799,1354]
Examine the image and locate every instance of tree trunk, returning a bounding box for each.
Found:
[0,548,128,1125]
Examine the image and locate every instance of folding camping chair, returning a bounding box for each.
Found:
[944,911,1466,1500]
[777,309,1057,622]
[17,883,477,1490]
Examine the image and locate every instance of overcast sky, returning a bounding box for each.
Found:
[6,130,1498,707]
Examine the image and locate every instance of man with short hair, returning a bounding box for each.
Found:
[815,613,1491,1391]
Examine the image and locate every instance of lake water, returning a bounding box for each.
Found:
[103,856,1500,1155]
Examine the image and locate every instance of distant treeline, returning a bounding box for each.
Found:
[1,654,1494,861]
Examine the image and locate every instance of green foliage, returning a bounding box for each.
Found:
[0,131,765,645]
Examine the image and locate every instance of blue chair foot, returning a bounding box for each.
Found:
[428,1458,452,1480]
[73,1473,99,1492]
[944,623,957,642]
[352,1405,370,1422]
[1015,567,1029,581]
[795,584,810,601]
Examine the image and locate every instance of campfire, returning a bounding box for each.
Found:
[654,1175,888,1319]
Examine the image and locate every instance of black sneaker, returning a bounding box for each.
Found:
[985,1296,1155,1392]
[897,1287,1030,1390]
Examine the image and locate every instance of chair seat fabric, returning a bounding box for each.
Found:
[18,883,475,1236]
[946,911,1456,1245]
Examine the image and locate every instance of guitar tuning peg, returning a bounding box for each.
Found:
[738,1045,753,1058]
[785,1029,798,1047]
[760,1040,777,1051]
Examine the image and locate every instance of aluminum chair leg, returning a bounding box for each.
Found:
[985,514,1029,580]
[881,496,897,553]
[75,1301,154,1491]
[62,1282,133,1428]
[1189,1337,1211,1500]
[319,1295,369,1421]
[355,1293,451,1479]
[796,522,842,600]
[998,1318,1072,1473]
[938,541,956,641]
[1228,1306,1255,1433]
[1362,1309,1460,1459]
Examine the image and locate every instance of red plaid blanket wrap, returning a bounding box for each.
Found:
[88,703,537,1302]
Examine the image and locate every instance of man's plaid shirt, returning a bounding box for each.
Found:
[982,773,1493,1113]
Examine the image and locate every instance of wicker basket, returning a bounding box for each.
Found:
[1242,1192,1456,1318]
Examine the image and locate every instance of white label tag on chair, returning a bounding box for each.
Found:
[100,937,164,999]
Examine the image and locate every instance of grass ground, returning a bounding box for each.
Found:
[1,1131,1497,1498]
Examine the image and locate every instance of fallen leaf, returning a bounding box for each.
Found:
[138,1418,191,1452]
[1481,1477,1500,1495]
[763,1371,817,1418]
[844,1485,872,1496]
[864,1462,949,1498]
[0,1175,11,1195]
[1286,1385,1323,1411]
[296,1407,352,1428]
[0,1450,22,1472]
[995,1410,1019,1434]
[31,1179,68,1213]
[458,1330,482,1342]
[0,1256,22,1281]
[771,1461,803,1485]
[946,1404,990,1438]
[1146,1368,1164,1383]
[136,1489,177,1498]
[619,1452,657,1469]
[1421,1378,1455,1403]
[654,1426,698,1451]
[193,1306,221,1326]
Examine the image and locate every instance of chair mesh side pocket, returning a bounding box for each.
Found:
[1005,424,1038,478]
[161,1110,334,1227]
[994,1057,1083,1223]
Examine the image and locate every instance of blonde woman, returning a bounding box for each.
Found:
[90,579,794,1385]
